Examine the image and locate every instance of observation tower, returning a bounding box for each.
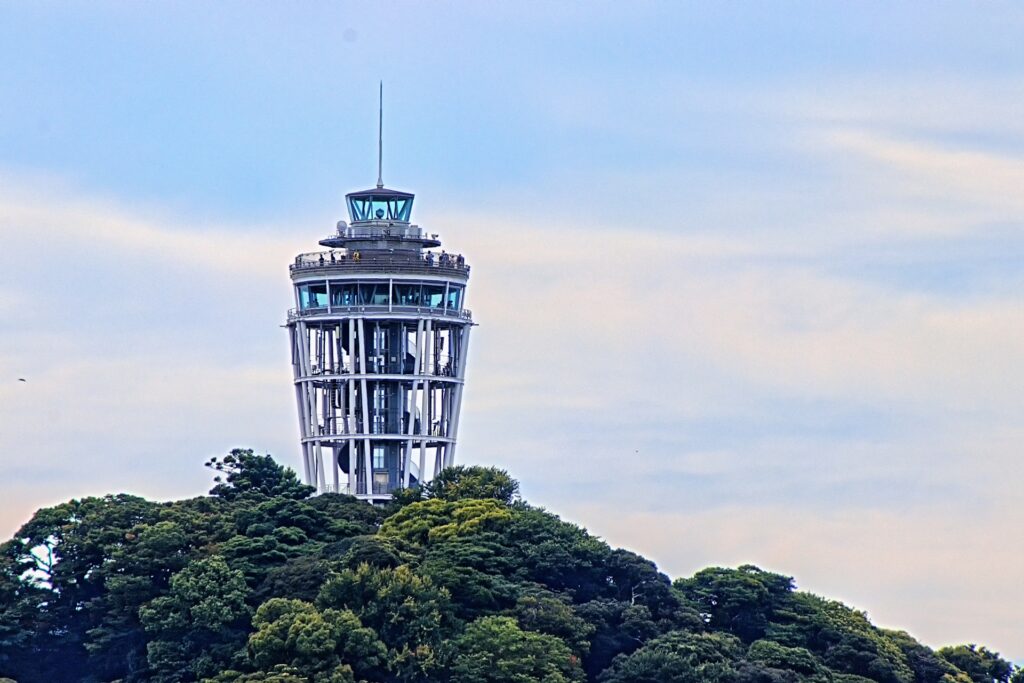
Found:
[286,121,473,502]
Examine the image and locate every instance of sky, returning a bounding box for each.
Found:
[1,0,1022,661]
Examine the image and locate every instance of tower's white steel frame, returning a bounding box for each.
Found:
[286,184,473,502]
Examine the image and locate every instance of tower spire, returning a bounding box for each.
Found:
[376,81,384,189]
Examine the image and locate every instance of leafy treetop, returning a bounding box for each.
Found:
[0,450,1017,683]
[206,449,315,501]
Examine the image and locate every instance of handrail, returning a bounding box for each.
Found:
[331,223,436,240]
[287,304,473,322]
[353,481,396,495]
[299,362,458,378]
[320,483,396,496]
[291,251,469,275]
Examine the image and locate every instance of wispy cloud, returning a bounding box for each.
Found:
[0,172,303,274]
[1,116,1022,658]
[2,0,1024,661]
[825,127,1024,221]
[572,501,1023,657]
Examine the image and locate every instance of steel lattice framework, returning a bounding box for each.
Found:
[286,185,473,502]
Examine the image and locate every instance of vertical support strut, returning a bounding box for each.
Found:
[290,325,312,485]
[420,318,432,480]
[446,323,472,468]
[403,319,425,488]
[315,441,326,491]
[296,321,320,486]
[301,443,312,488]
[357,317,372,497]
[348,318,358,491]
[332,446,340,493]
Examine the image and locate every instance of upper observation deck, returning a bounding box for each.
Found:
[290,250,470,279]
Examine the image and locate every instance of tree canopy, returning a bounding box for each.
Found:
[0,451,1016,683]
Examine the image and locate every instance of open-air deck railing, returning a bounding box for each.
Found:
[287,304,472,322]
[291,251,469,275]
[353,481,396,495]
[331,222,439,240]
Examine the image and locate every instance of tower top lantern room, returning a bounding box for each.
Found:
[285,105,474,503]
[346,186,414,223]
[317,185,441,254]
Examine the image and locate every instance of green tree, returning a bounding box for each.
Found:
[326,535,402,570]
[675,565,794,642]
[513,590,596,657]
[422,466,520,505]
[501,506,612,600]
[936,645,1014,683]
[419,535,521,619]
[139,556,251,682]
[0,549,46,679]
[380,497,513,546]
[245,598,385,682]
[86,517,199,676]
[741,639,830,682]
[0,494,162,681]
[764,592,913,683]
[450,615,585,683]
[318,563,457,681]
[885,630,971,683]
[207,449,314,501]
[206,668,318,682]
[597,630,742,683]
[219,533,295,588]
[605,549,700,627]
[306,493,385,539]
[253,556,334,604]
[576,599,662,679]
[1,453,1018,683]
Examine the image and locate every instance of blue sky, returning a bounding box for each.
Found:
[1,1,1023,660]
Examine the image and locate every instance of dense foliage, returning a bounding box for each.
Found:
[0,450,1017,683]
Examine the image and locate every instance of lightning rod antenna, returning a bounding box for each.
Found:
[377,81,384,189]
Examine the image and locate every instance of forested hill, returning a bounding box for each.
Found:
[0,450,1018,683]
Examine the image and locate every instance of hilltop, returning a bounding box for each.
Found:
[0,449,1018,683]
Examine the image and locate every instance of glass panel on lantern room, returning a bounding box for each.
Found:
[299,283,328,309]
[392,283,422,306]
[446,285,463,311]
[390,198,411,220]
[423,284,445,308]
[331,283,357,307]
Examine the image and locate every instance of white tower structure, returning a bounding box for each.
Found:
[286,175,473,502]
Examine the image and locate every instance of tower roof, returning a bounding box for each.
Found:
[345,186,415,201]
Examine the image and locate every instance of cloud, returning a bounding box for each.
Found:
[433,147,1024,658]
[567,501,1023,659]
[0,128,1022,661]
[2,3,1023,662]
[0,171,304,274]
[825,127,1024,221]
[0,176,303,535]
[443,210,1024,414]
[0,353,297,534]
